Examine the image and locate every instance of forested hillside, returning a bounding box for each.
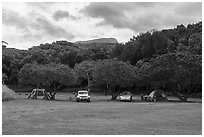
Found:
[2,21,202,101]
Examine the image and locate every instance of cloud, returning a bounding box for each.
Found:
[26,2,56,10]
[174,3,202,17]
[53,10,69,21]
[2,9,29,32]
[34,17,75,39]
[2,2,202,50]
[82,2,202,32]
[82,2,161,32]
[2,7,75,49]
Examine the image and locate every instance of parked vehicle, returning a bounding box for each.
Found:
[75,90,90,102]
[119,91,132,102]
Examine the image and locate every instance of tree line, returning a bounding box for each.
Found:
[2,22,202,101]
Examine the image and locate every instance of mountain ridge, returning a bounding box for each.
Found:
[74,38,118,44]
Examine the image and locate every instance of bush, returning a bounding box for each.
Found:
[2,84,16,101]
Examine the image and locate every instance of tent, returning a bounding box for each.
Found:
[141,90,168,102]
[27,89,46,99]
[148,90,168,101]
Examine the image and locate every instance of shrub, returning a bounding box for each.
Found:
[2,84,16,101]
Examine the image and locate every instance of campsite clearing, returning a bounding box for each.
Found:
[2,93,202,135]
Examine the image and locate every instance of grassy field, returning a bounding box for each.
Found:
[2,93,202,135]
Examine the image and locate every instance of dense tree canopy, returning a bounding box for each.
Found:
[135,52,201,101]
[93,59,136,100]
[74,60,97,91]
[111,22,202,65]
[19,63,77,100]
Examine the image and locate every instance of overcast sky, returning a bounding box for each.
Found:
[2,2,202,49]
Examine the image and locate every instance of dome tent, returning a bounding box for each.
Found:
[141,89,168,102]
[148,90,168,102]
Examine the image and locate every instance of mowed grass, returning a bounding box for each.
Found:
[2,93,202,135]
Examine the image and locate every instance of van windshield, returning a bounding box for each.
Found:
[121,91,131,95]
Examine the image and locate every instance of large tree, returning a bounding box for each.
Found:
[92,59,136,100]
[19,63,77,100]
[18,63,45,87]
[137,52,201,101]
[74,60,97,92]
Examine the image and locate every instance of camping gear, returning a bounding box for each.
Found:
[141,90,168,102]
[27,89,47,99]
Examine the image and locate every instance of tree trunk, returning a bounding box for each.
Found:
[105,84,111,95]
[111,93,118,100]
[87,72,92,93]
[183,87,193,101]
[111,85,121,100]
[48,84,57,100]
[118,86,122,93]
[172,90,187,102]
[87,74,90,93]
[49,92,56,100]
[51,94,56,100]
[170,83,187,102]
[43,91,49,100]
[172,83,195,102]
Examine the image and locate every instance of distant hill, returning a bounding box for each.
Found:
[74,38,118,44]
